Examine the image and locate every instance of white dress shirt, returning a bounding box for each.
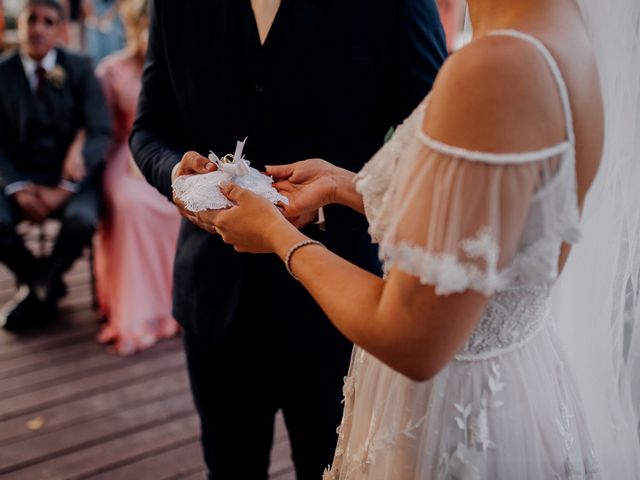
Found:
[20,49,57,94]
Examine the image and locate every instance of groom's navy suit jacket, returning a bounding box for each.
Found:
[131,0,446,341]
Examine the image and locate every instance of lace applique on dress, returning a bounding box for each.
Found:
[355,98,582,297]
[456,284,550,360]
[437,362,504,480]
[556,401,602,480]
[379,227,503,296]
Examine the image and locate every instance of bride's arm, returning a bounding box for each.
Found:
[278,220,490,381]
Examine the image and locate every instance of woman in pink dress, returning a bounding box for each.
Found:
[94,0,180,355]
[436,0,466,52]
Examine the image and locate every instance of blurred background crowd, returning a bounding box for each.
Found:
[0,0,179,355]
[1,0,125,63]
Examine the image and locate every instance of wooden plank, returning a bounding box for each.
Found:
[1,414,200,480]
[0,348,186,420]
[83,439,204,480]
[57,291,94,311]
[0,331,175,379]
[269,435,294,477]
[0,291,95,356]
[174,469,206,480]
[82,423,293,480]
[0,368,190,445]
[0,335,107,378]
[0,322,98,360]
[0,392,195,474]
[271,466,296,480]
[0,337,180,399]
[0,340,107,391]
[0,302,98,351]
[269,412,293,477]
[274,410,287,441]
[0,255,296,480]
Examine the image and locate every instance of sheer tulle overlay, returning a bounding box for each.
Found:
[330,330,598,479]
[324,31,599,480]
[551,1,640,478]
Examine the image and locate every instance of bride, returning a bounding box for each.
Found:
[191,0,640,477]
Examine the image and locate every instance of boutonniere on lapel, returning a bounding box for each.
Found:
[47,65,67,89]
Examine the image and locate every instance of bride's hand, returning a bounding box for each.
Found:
[194,182,297,253]
[266,159,341,218]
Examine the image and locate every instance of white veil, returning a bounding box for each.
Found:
[551,0,640,477]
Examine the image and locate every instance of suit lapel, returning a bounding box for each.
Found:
[5,53,32,143]
[41,49,72,134]
[5,49,72,141]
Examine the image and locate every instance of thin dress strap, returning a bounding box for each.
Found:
[416,29,576,164]
[488,29,576,146]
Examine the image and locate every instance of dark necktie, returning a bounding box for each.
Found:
[35,65,46,95]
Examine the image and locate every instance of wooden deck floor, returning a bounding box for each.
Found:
[0,251,294,479]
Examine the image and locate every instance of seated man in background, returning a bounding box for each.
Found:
[0,0,111,332]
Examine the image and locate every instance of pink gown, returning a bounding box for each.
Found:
[436,0,465,52]
[94,52,181,355]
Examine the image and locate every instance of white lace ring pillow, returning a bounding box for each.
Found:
[172,138,289,212]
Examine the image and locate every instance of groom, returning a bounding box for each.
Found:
[131,0,446,478]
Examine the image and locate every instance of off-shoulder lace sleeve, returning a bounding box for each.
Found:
[355,108,580,296]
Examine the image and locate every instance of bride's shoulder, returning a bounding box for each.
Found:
[424,34,565,154]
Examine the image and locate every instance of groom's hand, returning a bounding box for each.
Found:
[267,159,337,219]
[172,151,217,226]
[174,151,216,179]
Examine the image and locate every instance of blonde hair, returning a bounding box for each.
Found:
[120,0,149,55]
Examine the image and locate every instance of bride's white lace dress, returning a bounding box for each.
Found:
[323,30,600,480]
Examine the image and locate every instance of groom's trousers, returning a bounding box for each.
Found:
[182,252,353,480]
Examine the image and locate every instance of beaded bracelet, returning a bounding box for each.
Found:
[284,239,324,280]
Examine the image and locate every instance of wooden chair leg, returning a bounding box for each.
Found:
[21,220,98,311]
[38,224,47,257]
[89,242,98,310]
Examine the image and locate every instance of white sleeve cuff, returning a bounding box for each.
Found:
[4,181,31,196]
[316,207,326,232]
[58,179,79,193]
